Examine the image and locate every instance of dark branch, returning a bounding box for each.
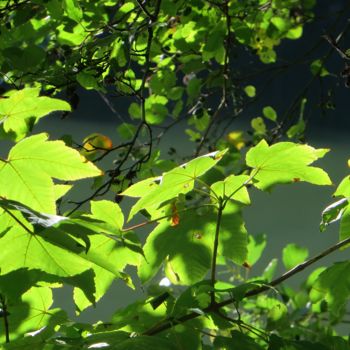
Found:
[143,235,350,336]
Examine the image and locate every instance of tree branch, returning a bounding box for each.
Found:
[143,235,350,336]
[210,199,224,305]
[0,294,10,343]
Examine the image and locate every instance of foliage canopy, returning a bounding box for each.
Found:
[0,0,350,349]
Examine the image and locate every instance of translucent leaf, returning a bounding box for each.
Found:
[210,174,250,205]
[0,286,66,343]
[72,200,141,312]
[63,0,83,23]
[310,261,350,319]
[262,258,278,282]
[126,149,227,221]
[246,140,331,191]
[339,206,350,243]
[122,177,161,198]
[334,175,350,198]
[0,88,71,140]
[0,223,125,279]
[0,133,102,213]
[215,331,264,350]
[247,233,267,266]
[282,243,308,270]
[139,204,247,285]
[113,335,177,350]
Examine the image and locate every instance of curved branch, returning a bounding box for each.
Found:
[143,235,350,336]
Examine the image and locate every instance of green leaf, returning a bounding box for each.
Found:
[63,0,83,23]
[76,71,100,90]
[210,174,250,205]
[215,331,264,350]
[282,243,308,270]
[0,286,66,343]
[310,261,350,319]
[251,117,266,135]
[113,335,177,350]
[139,203,247,285]
[247,233,267,266]
[112,299,168,333]
[310,59,329,77]
[339,206,350,243]
[262,106,277,121]
[246,140,332,191]
[125,149,227,221]
[0,197,68,228]
[72,200,141,311]
[244,85,256,97]
[0,133,102,213]
[117,123,137,140]
[0,88,71,140]
[262,258,278,282]
[287,119,305,139]
[320,198,348,232]
[334,174,350,198]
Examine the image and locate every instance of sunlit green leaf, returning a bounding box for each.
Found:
[210,174,250,205]
[125,149,227,221]
[139,203,247,285]
[0,133,102,213]
[0,88,71,140]
[310,261,350,319]
[282,243,308,270]
[246,140,331,190]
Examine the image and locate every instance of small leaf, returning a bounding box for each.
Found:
[244,85,256,97]
[226,130,245,150]
[262,258,278,281]
[320,198,348,232]
[63,0,83,22]
[246,233,267,266]
[251,117,266,135]
[282,243,308,270]
[310,59,329,77]
[81,133,113,160]
[262,106,277,121]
